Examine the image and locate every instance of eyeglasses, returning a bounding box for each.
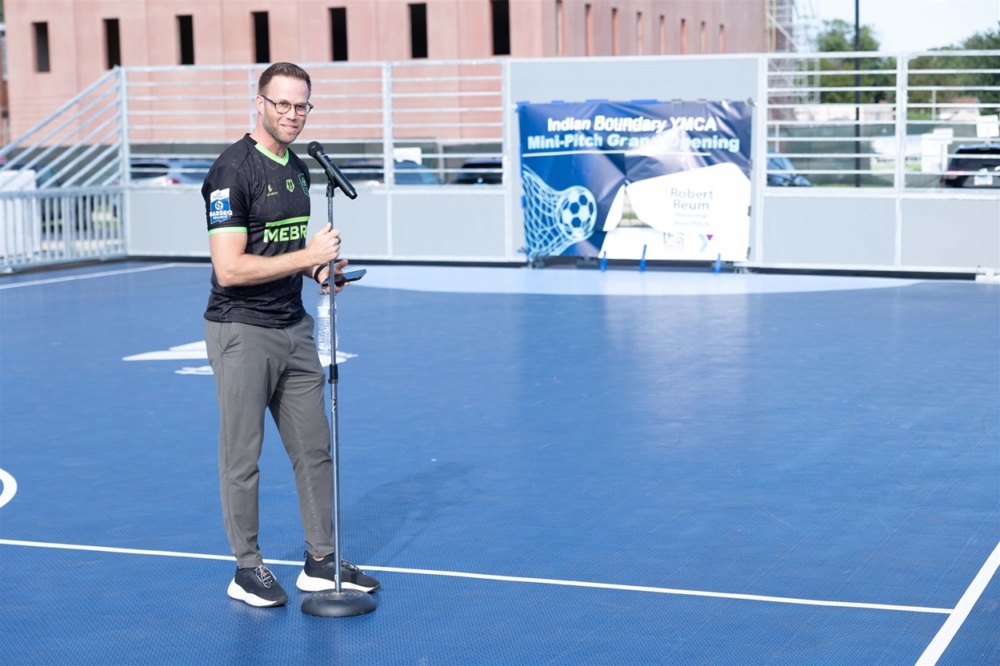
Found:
[260,95,314,116]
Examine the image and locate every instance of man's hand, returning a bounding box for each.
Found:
[210,223,344,288]
[307,223,341,267]
[316,258,350,294]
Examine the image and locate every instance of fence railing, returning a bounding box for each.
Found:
[0,68,126,271]
[766,50,1000,189]
[122,60,505,186]
[1,51,997,272]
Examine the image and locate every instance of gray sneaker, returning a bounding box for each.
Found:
[227,565,288,607]
[296,552,380,593]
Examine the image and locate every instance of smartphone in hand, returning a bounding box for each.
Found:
[323,268,367,288]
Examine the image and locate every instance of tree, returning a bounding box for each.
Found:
[908,23,1000,116]
[956,22,1000,50]
[814,19,895,105]
[816,19,880,53]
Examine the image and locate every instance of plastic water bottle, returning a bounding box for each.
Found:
[317,293,333,358]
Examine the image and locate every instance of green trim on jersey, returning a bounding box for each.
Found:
[208,226,248,235]
[264,216,310,228]
[255,142,290,166]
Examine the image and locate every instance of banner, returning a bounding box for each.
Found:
[517,100,752,261]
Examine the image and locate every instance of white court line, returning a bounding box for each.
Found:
[0,468,17,509]
[0,263,184,290]
[0,538,950,615]
[915,540,1000,666]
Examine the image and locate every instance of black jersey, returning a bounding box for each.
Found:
[202,134,313,328]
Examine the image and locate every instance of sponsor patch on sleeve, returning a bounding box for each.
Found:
[208,188,232,224]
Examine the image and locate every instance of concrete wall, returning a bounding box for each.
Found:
[123,54,999,275]
[127,184,510,263]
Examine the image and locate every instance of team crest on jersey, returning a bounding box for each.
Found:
[298,173,309,194]
[286,178,295,193]
[209,188,232,224]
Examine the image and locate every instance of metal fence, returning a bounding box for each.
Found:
[766,49,1000,189]
[1,51,997,273]
[0,70,126,270]
[121,60,505,186]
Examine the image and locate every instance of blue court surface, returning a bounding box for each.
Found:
[0,262,997,665]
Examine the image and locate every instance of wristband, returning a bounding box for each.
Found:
[312,265,324,284]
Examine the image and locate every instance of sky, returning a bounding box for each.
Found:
[808,0,1000,52]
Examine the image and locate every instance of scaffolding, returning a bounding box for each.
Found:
[766,0,821,118]
[766,0,818,53]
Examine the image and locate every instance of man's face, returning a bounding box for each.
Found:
[258,75,310,147]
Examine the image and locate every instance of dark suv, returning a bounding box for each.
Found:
[940,143,1000,189]
[453,157,503,185]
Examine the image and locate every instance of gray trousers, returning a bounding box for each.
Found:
[205,315,334,569]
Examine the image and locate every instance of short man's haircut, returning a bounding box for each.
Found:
[257,62,312,96]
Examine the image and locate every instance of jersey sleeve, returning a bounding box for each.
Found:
[203,159,252,235]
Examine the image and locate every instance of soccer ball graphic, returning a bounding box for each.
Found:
[555,186,597,240]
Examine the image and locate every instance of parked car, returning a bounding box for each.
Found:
[939,143,1000,189]
[340,159,440,186]
[453,157,503,185]
[130,158,214,186]
[0,157,64,188]
[766,153,811,187]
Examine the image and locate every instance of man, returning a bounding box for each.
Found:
[202,62,379,608]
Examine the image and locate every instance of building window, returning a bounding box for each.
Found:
[330,7,348,61]
[680,18,687,55]
[636,12,643,55]
[252,11,270,64]
[104,19,121,69]
[491,0,510,56]
[585,4,593,56]
[1,26,8,81]
[659,15,666,54]
[719,24,726,53]
[178,15,195,65]
[556,0,565,56]
[700,21,707,53]
[33,22,50,73]
[409,3,428,59]
[611,8,619,56]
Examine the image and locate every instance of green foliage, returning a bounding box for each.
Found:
[908,23,1000,114]
[814,19,895,104]
[816,19,881,52]
[957,22,1000,50]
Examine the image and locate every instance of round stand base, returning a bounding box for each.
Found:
[301,589,377,618]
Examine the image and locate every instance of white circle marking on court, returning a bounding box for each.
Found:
[0,468,18,509]
[346,264,926,296]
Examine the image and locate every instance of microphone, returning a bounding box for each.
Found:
[307,141,357,199]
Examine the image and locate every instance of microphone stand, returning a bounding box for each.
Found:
[301,179,377,618]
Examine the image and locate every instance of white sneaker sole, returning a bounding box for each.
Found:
[296,570,377,593]
[227,579,287,607]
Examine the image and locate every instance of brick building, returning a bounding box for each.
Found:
[3,0,775,140]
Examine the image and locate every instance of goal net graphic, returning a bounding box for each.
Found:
[521,165,598,259]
